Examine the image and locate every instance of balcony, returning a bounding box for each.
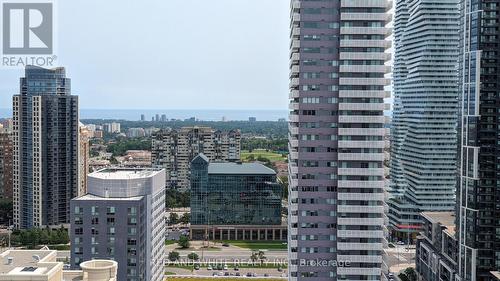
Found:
[338,192,384,201]
[337,205,385,213]
[340,52,391,61]
[339,102,387,111]
[288,102,299,110]
[341,0,391,9]
[290,39,300,51]
[337,267,382,276]
[338,115,386,123]
[338,168,384,176]
[337,242,383,251]
[339,90,390,98]
[289,77,299,88]
[339,77,391,86]
[290,65,299,77]
[337,255,382,263]
[338,140,385,149]
[340,40,391,49]
[341,12,392,22]
[338,128,385,136]
[338,180,385,189]
[338,153,385,161]
[337,230,384,238]
[291,1,300,11]
[338,217,384,225]
[291,27,301,37]
[339,64,391,73]
[289,89,299,99]
[340,27,393,36]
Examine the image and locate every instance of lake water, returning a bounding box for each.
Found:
[0,108,288,121]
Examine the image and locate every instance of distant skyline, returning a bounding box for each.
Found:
[0,0,290,110]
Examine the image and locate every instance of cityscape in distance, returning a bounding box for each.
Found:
[0,1,498,281]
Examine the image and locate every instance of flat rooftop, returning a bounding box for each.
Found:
[208,162,276,175]
[0,249,56,275]
[422,212,455,229]
[73,193,143,201]
[89,168,163,180]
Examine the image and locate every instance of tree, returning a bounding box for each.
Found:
[178,236,190,249]
[250,250,266,264]
[398,267,417,281]
[169,213,179,225]
[168,251,180,261]
[399,273,410,281]
[404,267,417,281]
[180,213,190,224]
[187,252,199,261]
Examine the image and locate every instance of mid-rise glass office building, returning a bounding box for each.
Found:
[190,154,285,241]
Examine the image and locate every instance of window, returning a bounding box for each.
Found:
[74,207,83,214]
[128,207,137,215]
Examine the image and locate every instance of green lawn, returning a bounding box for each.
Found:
[241,149,287,163]
[166,240,177,245]
[223,240,287,251]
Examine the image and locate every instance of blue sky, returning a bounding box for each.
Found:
[0,0,290,110]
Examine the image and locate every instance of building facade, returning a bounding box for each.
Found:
[189,154,285,240]
[103,122,120,134]
[0,249,117,281]
[151,127,241,189]
[70,168,166,281]
[288,1,391,279]
[79,123,90,197]
[415,212,458,281]
[456,0,500,280]
[0,129,13,200]
[13,66,79,229]
[388,0,460,240]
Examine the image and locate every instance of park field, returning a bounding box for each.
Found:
[241,149,287,163]
[224,240,287,251]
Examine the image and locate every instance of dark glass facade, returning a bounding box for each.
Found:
[457,0,500,280]
[13,66,79,228]
[190,154,282,226]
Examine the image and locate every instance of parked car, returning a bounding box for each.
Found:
[235,272,241,276]
[234,267,239,271]
[194,264,200,270]
[388,273,394,278]
[224,272,230,276]
[212,272,217,276]
[222,243,230,247]
[223,265,228,270]
[246,272,253,277]
[217,264,223,270]
[397,241,405,245]
[218,272,224,276]
[264,273,270,277]
[207,265,213,270]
